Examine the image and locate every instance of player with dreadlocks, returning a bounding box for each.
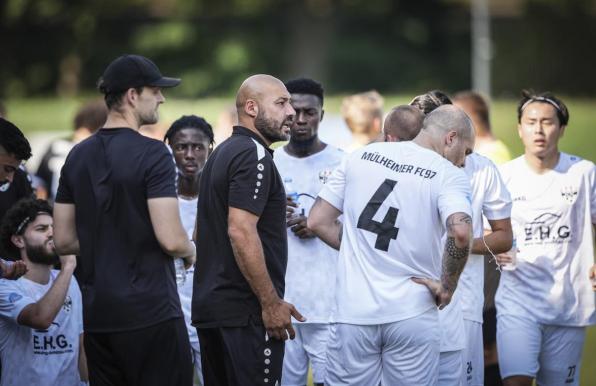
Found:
[164,115,214,384]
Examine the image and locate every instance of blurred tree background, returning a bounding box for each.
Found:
[2,0,596,98]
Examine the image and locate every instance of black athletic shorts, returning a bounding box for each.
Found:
[85,317,193,386]
[197,317,285,386]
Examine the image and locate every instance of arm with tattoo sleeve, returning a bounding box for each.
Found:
[412,211,472,308]
[440,212,473,299]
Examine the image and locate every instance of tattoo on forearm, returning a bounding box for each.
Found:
[441,236,470,293]
[445,236,469,260]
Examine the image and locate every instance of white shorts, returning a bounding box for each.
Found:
[463,320,483,386]
[281,323,329,386]
[438,350,465,386]
[325,308,439,386]
[497,314,585,385]
[190,340,203,385]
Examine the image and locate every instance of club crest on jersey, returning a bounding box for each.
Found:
[63,295,72,312]
[560,186,578,204]
[318,169,332,184]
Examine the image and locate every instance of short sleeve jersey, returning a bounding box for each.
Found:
[192,126,287,328]
[177,197,198,346]
[457,153,512,322]
[318,141,472,324]
[55,127,181,332]
[0,272,83,386]
[496,153,596,326]
[273,145,344,323]
[439,153,511,352]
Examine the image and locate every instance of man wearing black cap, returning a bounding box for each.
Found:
[53,55,195,386]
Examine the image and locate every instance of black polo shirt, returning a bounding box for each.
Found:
[192,126,287,328]
[55,127,182,333]
[0,168,34,223]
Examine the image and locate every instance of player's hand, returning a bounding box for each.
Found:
[411,277,452,309]
[494,252,513,268]
[589,264,596,291]
[0,259,28,280]
[286,197,298,220]
[59,255,77,271]
[262,299,306,340]
[183,250,196,269]
[287,215,315,239]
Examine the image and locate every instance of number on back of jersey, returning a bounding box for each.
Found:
[357,179,400,251]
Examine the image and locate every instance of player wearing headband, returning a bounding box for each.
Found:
[0,198,85,385]
[495,91,596,386]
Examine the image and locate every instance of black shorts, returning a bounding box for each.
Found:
[85,317,193,386]
[197,317,285,386]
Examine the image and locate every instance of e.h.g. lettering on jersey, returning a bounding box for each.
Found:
[361,151,437,179]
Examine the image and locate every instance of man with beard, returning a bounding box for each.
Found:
[272,78,343,386]
[0,198,86,385]
[192,74,303,386]
[53,55,195,386]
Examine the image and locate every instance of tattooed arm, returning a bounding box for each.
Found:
[441,212,473,296]
[412,211,472,308]
[307,197,343,250]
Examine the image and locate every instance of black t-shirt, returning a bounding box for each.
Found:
[55,127,182,333]
[192,126,287,328]
[0,168,34,223]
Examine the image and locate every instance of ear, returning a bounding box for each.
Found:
[244,99,258,118]
[517,123,523,140]
[385,133,398,143]
[11,235,25,249]
[446,130,457,145]
[320,109,325,122]
[125,88,139,107]
[559,124,566,139]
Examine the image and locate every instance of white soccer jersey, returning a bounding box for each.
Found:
[274,145,344,323]
[177,196,199,346]
[496,153,596,326]
[319,141,472,324]
[0,271,83,386]
[439,152,512,351]
[459,153,512,322]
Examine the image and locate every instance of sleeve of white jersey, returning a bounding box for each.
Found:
[482,159,513,220]
[0,280,35,323]
[437,166,473,225]
[317,154,348,211]
[588,162,596,225]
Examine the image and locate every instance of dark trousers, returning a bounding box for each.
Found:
[85,317,193,386]
[197,319,285,386]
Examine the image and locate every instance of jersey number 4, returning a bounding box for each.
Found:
[357,179,399,251]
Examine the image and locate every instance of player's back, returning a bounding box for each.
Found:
[320,141,471,325]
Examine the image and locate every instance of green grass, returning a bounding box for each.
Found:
[6,96,596,384]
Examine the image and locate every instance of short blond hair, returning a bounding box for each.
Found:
[341,90,384,134]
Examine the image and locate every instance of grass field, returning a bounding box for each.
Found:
[6,95,596,385]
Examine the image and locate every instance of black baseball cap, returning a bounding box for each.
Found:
[98,54,181,94]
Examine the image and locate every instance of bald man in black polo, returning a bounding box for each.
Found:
[193,75,305,386]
